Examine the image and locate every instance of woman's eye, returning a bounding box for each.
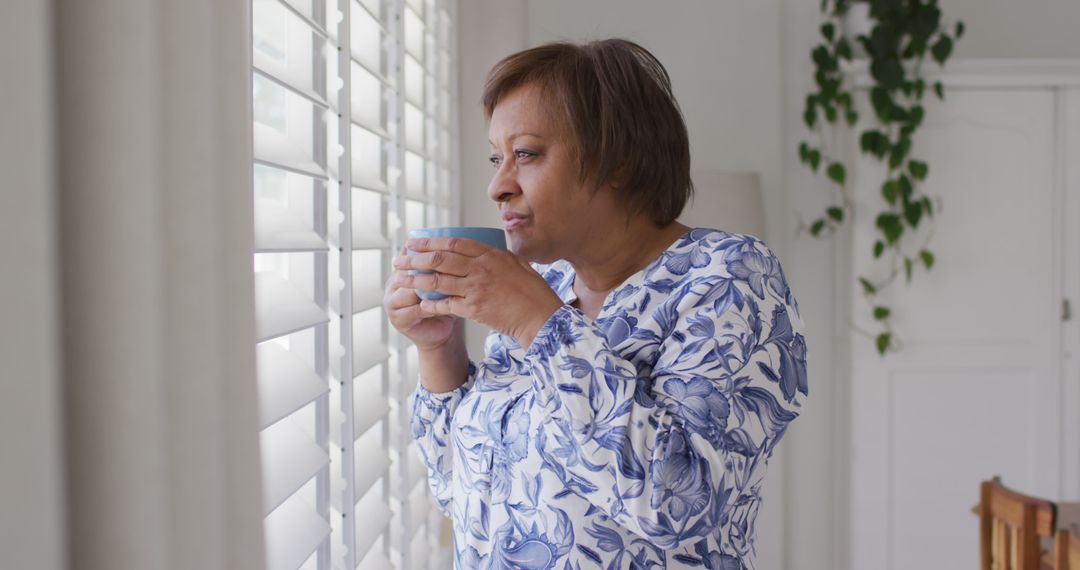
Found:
[488,155,502,168]
[514,150,536,161]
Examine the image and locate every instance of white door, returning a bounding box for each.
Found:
[846,87,1066,569]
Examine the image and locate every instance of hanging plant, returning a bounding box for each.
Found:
[798,0,964,355]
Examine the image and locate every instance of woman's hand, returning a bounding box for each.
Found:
[391,236,565,348]
[384,246,461,351]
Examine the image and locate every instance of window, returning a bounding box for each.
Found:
[250,0,459,568]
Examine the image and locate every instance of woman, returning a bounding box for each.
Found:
[385,39,807,570]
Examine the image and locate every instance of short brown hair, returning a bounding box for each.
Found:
[482,39,693,226]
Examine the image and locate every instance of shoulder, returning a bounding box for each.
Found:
[673,227,775,271]
[645,228,802,330]
[651,227,780,287]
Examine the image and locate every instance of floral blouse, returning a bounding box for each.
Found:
[410,228,808,569]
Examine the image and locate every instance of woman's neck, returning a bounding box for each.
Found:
[567,218,689,298]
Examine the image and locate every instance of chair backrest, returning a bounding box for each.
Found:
[1053,528,1080,570]
[979,476,1057,570]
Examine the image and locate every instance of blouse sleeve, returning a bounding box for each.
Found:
[410,360,477,517]
[522,250,807,551]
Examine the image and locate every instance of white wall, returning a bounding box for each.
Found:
[948,0,1080,59]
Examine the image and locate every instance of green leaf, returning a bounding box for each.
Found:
[825,105,838,123]
[904,200,923,227]
[876,213,903,244]
[821,22,836,42]
[837,38,853,61]
[837,92,852,110]
[870,87,894,121]
[827,206,844,222]
[873,306,891,320]
[804,95,818,127]
[890,137,912,169]
[931,35,954,65]
[909,160,929,180]
[873,240,885,259]
[809,149,822,172]
[956,21,966,38]
[922,196,934,217]
[898,175,913,199]
[934,81,945,100]
[881,180,899,205]
[846,110,858,126]
[904,257,914,282]
[827,162,846,185]
[876,332,891,355]
[861,130,889,158]
[810,219,826,236]
[909,106,925,128]
[870,58,905,91]
[859,277,877,295]
[915,79,926,99]
[799,142,810,163]
[812,45,833,70]
[920,249,935,269]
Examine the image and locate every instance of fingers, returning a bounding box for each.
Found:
[391,270,465,297]
[418,295,459,317]
[384,283,445,329]
[393,249,471,276]
[406,236,490,258]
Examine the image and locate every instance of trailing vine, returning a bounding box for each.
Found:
[798,0,964,355]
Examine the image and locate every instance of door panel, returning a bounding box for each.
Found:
[847,88,1060,570]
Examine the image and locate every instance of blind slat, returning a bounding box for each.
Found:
[357,548,392,570]
[329,283,384,316]
[327,227,389,251]
[354,394,389,440]
[354,489,392,562]
[353,441,390,499]
[407,481,429,536]
[254,122,329,180]
[254,199,327,253]
[275,0,328,38]
[405,444,426,496]
[261,418,329,515]
[350,55,395,89]
[352,231,390,250]
[355,343,390,377]
[254,272,329,342]
[264,492,330,570]
[256,342,328,429]
[330,343,390,380]
[409,530,430,570]
[253,62,329,110]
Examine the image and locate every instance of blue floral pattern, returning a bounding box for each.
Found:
[410,228,807,569]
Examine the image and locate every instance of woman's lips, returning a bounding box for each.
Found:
[502,212,528,230]
[504,216,527,230]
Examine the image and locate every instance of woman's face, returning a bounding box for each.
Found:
[487,83,616,263]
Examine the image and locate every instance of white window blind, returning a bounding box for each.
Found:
[251,0,459,568]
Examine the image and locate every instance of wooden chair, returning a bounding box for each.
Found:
[978,476,1058,570]
[1052,528,1080,570]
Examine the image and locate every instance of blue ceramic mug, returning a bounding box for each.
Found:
[407,226,507,300]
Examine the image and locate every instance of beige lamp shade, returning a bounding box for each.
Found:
[677,171,766,241]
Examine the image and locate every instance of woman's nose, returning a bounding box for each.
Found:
[487,165,520,204]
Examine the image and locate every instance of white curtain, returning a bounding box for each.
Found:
[1,0,264,568]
